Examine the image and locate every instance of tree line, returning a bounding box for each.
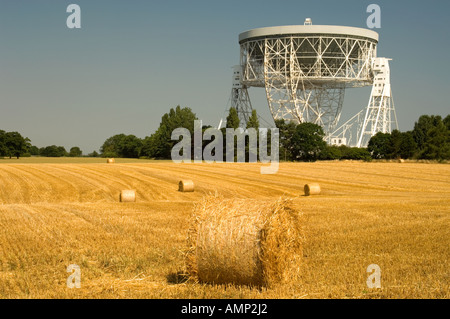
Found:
[97,106,450,162]
[368,115,450,160]
[2,107,449,161]
[0,130,86,159]
[31,145,84,157]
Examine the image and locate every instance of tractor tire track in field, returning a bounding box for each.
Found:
[0,165,80,204]
[124,163,303,198]
[1,162,449,206]
[286,164,450,189]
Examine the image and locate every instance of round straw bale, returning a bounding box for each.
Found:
[106,158,115,164]
[398,159,405,163]
[179,180,194,192]
[304,183,321,196]
[186,195,303,287]
[120,190,136,202]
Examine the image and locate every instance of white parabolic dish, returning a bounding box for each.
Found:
[239,25,379,43]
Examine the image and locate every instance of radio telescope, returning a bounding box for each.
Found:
[237,19,397,146]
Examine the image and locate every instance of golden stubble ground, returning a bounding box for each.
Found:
[0,158,448,298]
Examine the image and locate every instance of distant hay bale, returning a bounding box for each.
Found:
[304,183,321,196]
[398,159,405,163]
[106,158,115,164]
[120,190,136,202]
[179,180,194,192]
[186,195,303,287]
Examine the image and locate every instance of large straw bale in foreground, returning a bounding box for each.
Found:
[186,195,303,287]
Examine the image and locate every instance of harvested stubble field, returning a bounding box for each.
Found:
[0,158,448,298]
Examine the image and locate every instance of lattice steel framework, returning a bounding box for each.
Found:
[328,109,365,147]
[356,58,398,147]
[230,65,253,127]
[239,23,378,134]
[329,58,398,147]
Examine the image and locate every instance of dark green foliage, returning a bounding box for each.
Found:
[420,120,450,160]
[368,132,392,159]
[340,147,372,161]
[366,114,449,160]
[39,145,67,157]
[319,145,343,160]
[291,123,327,162]
[69,146,83,157]
[100,134,143,158]
[275,119,297,161]
[444,115,450,131]
[246,110,259,130]
[100,134,124,157]
[411,115,449,160]
[226,107,240,129]
[412,115,442,152]
[221,107,241,162]
[367,130,417,160]
[0,131,31,159]
[319,145,371,161]
[118,135,143,158]
[245,110,260,162]
[29,145,40,156]
[396,131,417,159]
[0,130,6,156]
[140,105,197,159]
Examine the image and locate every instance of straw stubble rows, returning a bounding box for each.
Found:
[0,161,448,298]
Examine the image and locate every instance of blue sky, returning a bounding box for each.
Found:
[0,0,449,153]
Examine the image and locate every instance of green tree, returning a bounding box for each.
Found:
[398,131,417,159]
[4,131,30,159]
[88,150,99,157]
[412,114,450,159]
[412,115,442,152]
[101,134,143,158]
[245,109,260,161]
[368,132,392,159]
[141,134,161,159]
[57,146,68,157]
[0,130,6,156]
[389,129,403,159]
[29,145,40,156]
[221,107,242,162]
[246,110,259,130]
[226,107,240,129]
[341,146,372,161]
[421,121,450,160]
[100,134,125,157]
[40,145,67,157]
[69,146,83,157]
[141,105,197,159]
[118,135,143,158]
[291,123,327,162]
[275,119,297,161]
[444,115,450,131]
[319,145,343,160]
